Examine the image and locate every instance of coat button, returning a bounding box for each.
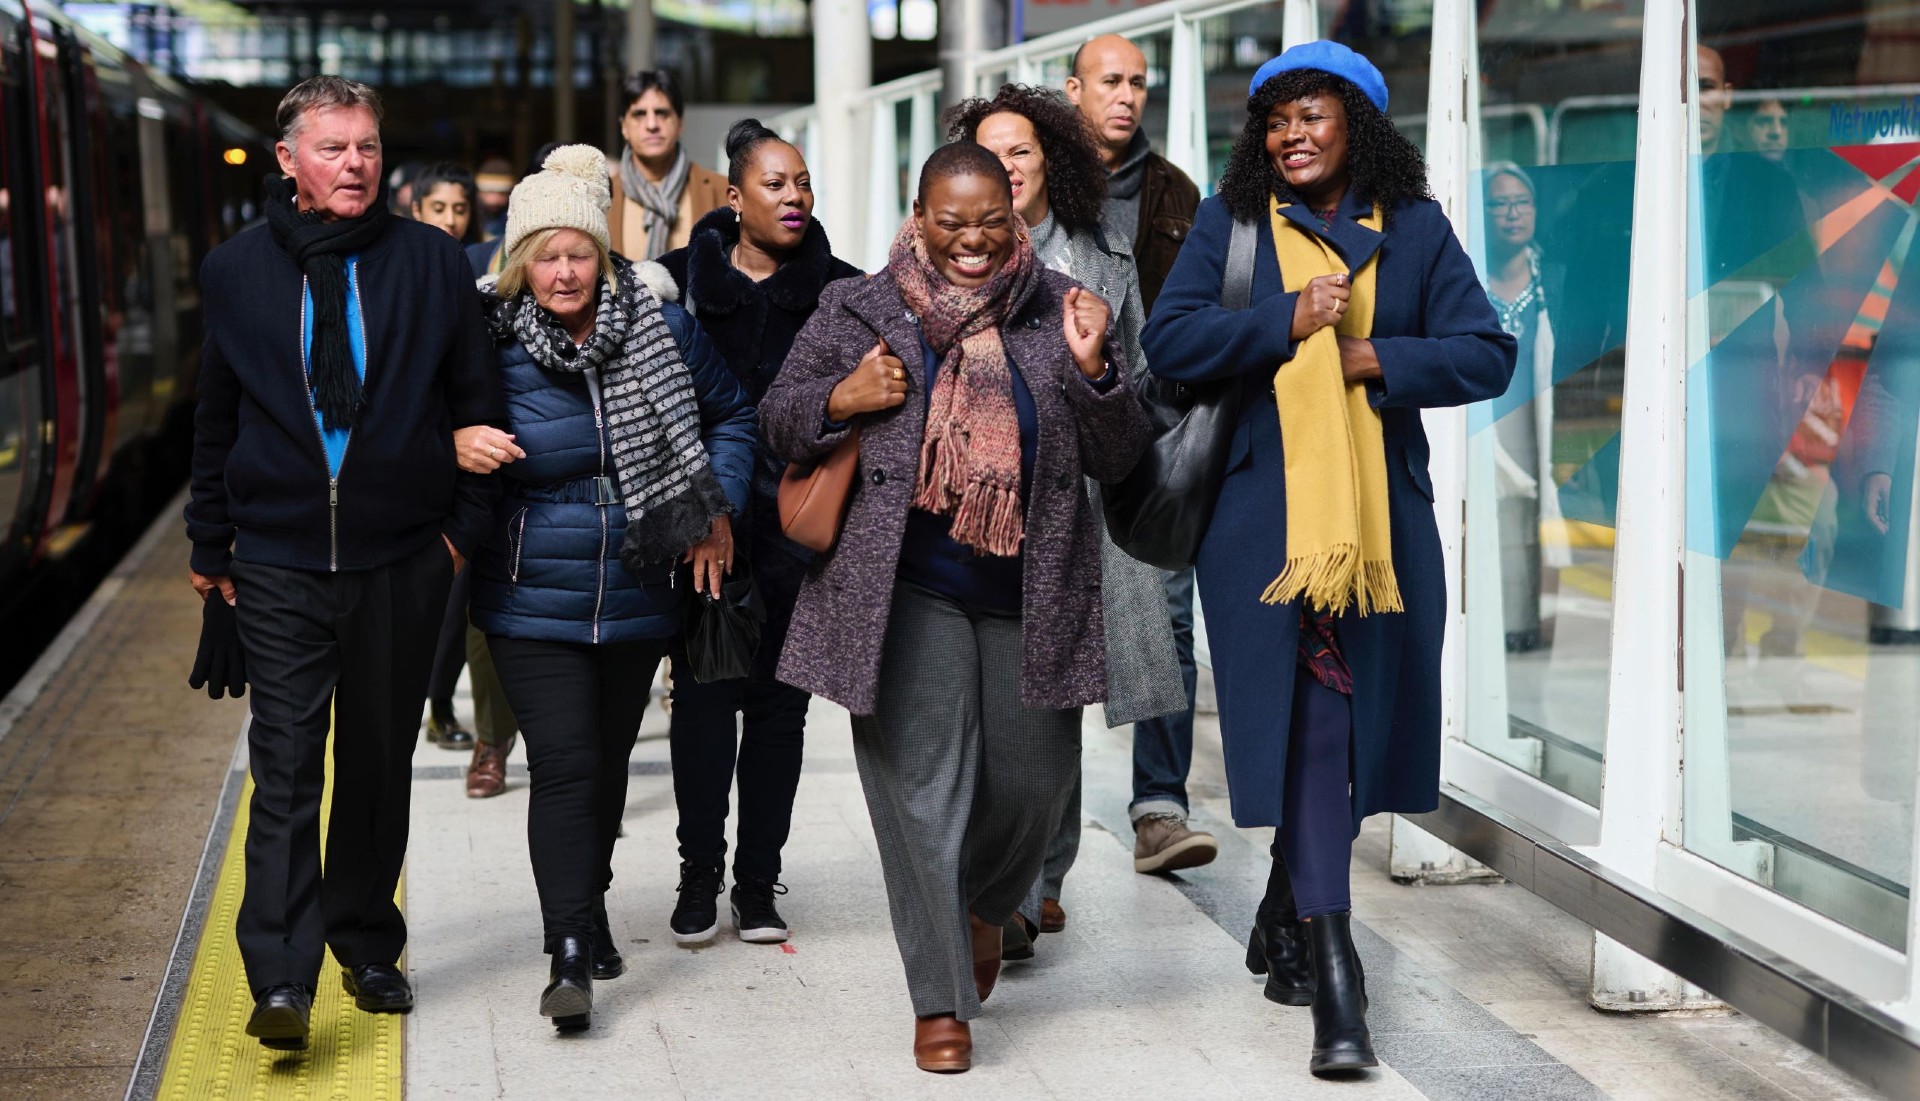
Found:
[872,469,887,485]
[1027,316,1041,329]
[1056,472,1071,489]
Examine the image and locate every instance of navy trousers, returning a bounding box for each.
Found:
[1271,671,1356,920]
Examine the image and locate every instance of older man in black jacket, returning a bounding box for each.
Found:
[185,75,503,1050]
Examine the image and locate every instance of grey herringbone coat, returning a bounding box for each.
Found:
[758,266,1151,716]
[1045,223,1185,728]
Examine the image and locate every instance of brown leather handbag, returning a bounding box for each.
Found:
[777,428,860,553]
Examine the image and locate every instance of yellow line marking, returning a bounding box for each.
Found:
[156,732,405,1100]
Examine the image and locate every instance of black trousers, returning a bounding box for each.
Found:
[488,634,668,948]
[230,540,453,996]
[425,568,471,718]
[667,651,810,884]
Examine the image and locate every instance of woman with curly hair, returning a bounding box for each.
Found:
[1141,42,1514,1076]
[947,85,1185,957]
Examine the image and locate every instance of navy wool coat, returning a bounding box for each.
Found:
[759,266,1151,715]
[470,300,756,645]
[1140,192,1516,830]
[653,209,863,679]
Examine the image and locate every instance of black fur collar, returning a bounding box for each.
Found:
[683,206,841,316]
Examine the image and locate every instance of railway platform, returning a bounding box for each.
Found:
[0,501,1888,1100]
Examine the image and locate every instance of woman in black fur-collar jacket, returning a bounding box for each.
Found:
[646,120,861,946]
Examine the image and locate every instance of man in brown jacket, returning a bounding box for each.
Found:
[1065,33,1217,879]
[608,69,729,261]
[1065,33,1200,314]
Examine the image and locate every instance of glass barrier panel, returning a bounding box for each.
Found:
[1682,0,1920,947]
[1462,1,1645,805]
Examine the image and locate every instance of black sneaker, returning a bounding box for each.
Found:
[671,861,723,945]
[729,878,791,944]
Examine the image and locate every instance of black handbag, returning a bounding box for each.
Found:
[681,560,767,684]
[1103,215,1261,571]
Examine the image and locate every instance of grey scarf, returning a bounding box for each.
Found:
[618,145,691,260]
[495,255,731,573]
[1102,131,1153,249]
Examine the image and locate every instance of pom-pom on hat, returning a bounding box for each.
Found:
[504,144,613,257]
[1247,41,1389,113]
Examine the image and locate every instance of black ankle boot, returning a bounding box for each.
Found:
[591,897,624,980]
[1246,852,1314,1006]
[540,935,593,1030]
[1307,913,1376,1076]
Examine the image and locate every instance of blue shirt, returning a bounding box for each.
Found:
[302,254,366,478]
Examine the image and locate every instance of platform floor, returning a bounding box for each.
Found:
[0,506,1892,1099]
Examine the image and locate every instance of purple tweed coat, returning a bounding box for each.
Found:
[759,266,1151,716]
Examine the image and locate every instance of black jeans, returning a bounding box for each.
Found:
[230,540,453,995]
[668,651,809,884]
[488,634,668,948]
[425,568,471,720]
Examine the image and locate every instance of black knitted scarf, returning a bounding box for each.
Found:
[265,174,391,430]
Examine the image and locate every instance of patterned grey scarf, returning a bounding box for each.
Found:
[618,145,691,260]
[495,254,731,573]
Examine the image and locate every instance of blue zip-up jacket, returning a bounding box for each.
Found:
[186,218,505,575]
[470,301,756,644]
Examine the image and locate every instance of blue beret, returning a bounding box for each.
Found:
[1247,41,1389,113]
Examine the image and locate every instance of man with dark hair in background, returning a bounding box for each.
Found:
[609,69,729,261]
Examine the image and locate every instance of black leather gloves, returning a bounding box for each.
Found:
[188,593,247,699]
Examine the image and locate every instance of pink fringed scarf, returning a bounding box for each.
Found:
[888,215,1040,557]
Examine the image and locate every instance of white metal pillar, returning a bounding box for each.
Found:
[939,0,1007,114]
[1281,0,1320,49]
[554,0,577,143]
[1585,0,1717,1013]
[1163,14,1207,187]
[1392,0,1495,883]
[814,0,873,269]
[626,0,655,73]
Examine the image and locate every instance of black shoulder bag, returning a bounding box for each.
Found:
[1102,215,1260,571]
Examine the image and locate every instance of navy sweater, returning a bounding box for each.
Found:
[187,217,504,575]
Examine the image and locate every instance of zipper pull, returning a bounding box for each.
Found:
[329,480,338,507]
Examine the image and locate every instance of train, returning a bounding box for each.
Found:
[0,0,265,639]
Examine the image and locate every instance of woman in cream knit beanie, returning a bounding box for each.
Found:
[503,144,614,258]
[455,140,756,1033]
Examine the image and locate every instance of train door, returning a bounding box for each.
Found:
[50,22,115,517]
[0,2,50,575]
[27,14,88,537]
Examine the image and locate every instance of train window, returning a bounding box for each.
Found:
[0,25,32,346]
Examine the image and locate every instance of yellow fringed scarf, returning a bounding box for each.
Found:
[1262,198,1402,616]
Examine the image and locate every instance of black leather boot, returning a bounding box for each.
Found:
[1307,913,1377,1076]
[540,935,593,1031]
[1246,851,1314,1006]
[591,896,624,980]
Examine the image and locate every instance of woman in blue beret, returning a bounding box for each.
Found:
[1140,41,1515,1076]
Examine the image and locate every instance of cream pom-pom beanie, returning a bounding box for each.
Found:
[503,144,613,256]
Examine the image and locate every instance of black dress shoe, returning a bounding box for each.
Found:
[541,935,593,1030]
[341,963,415,1013]
[591,898,625,981]
[1246,851,1314,1006]
[246,984,312,1050]
[1307,913,1378,1077]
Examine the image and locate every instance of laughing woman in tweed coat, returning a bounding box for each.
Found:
[759,143,1149,1073]
[948,83,1185,955]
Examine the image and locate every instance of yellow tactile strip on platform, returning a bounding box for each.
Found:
[156,738,405,1100]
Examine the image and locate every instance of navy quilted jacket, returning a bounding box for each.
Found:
[470,300,755,644]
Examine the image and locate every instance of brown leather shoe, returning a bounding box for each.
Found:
[914,1014,971,1073]
[968,913,1001,1003]
[1040,897,1066,933]
[466,742,510,799]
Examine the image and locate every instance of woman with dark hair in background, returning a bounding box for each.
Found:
[760,142,1148,1072]
[651,119,861,946]
[410,163,479,244]
[412,161,485,754]
[1143,42,1514,1075]
[946,84,1185,960]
